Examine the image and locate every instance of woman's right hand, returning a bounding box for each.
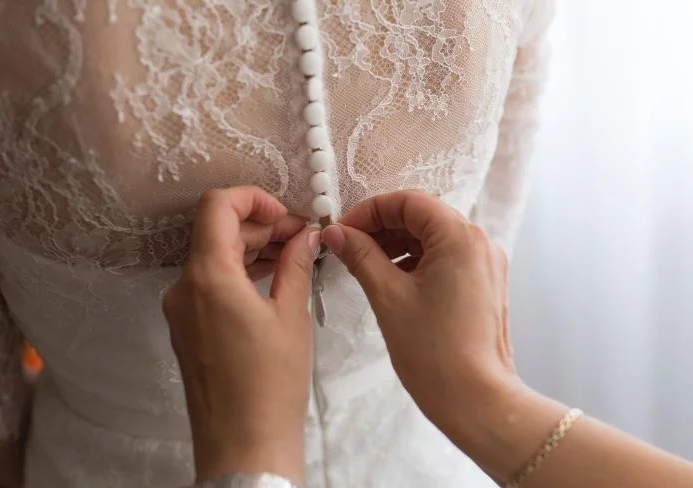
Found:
[322,191,519,429]
[324,191,693,488]
[321,191,565,483]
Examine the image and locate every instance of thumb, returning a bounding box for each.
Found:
[270,227,321,316]
[322,224,404,300]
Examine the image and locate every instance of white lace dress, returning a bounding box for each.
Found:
[0,1,554,487]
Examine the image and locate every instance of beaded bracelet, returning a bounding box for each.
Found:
[505,408,584,488]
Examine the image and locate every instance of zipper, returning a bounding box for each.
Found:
[310,215,332,328]
[312,257,327,328]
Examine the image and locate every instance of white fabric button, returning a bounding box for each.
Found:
[309,151,331,172]
[311,194,333,217]
[299,51,322,76]
[306,126,329,149]
[291,0,312,24]
[310,172,331,194]
[303,102,325,126]
[305,77,323,102]
[295,24,319,51]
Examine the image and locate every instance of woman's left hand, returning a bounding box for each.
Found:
[163,186,320,485]
[242,208,307,281]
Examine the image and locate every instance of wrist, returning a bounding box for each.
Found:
[445,377,568,483]
[194,427,305,485]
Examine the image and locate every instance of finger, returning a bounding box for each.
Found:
[341,190,463,233]
[322,224,407,300]
[271,228,321,316]
[370,230,423,260]
[241,215,307,252]
[241,217,306,282]
[270,214,309,242]
[394,255,421,273]
[254,214,308,244]
[240,221,275,251]
[243,249,260,267]
[494,244,513,359]
[192,186,286,259]
[244,244,287,268]
[256,243,285,261]
[246,260,278,281]
[494,244,509,287]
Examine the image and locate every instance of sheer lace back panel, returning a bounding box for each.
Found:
[1,0,540,271]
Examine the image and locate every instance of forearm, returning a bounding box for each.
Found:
[453,383,693,488]
[525,412,693,488]
[193,430,305,486]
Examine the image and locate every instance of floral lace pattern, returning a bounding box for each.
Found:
[110,1,291,185]
[0,0,554,486]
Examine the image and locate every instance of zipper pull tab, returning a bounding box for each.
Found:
[312,259,327,328]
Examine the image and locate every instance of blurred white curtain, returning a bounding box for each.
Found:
[510,0,693,458]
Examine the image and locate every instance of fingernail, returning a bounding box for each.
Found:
[322,225,345,256]
[308,231,321,259]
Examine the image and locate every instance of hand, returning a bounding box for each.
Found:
[324,191,693,488]
[240,207,306,282]
[163,186,320,485]
[321,191,526,475]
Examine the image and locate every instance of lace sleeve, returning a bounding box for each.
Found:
[470,0,556,255]
[0,292,28,442]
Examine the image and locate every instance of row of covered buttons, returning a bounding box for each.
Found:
[292,0,334,219]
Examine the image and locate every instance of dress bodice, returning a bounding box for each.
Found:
[1,0,551,269]
[0,1,555,486]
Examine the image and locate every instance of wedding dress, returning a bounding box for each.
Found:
[0,1,554,486]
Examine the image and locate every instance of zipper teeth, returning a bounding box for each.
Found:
[311,349,330,488]
[312,258,326,328]
[311,257,330,488]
